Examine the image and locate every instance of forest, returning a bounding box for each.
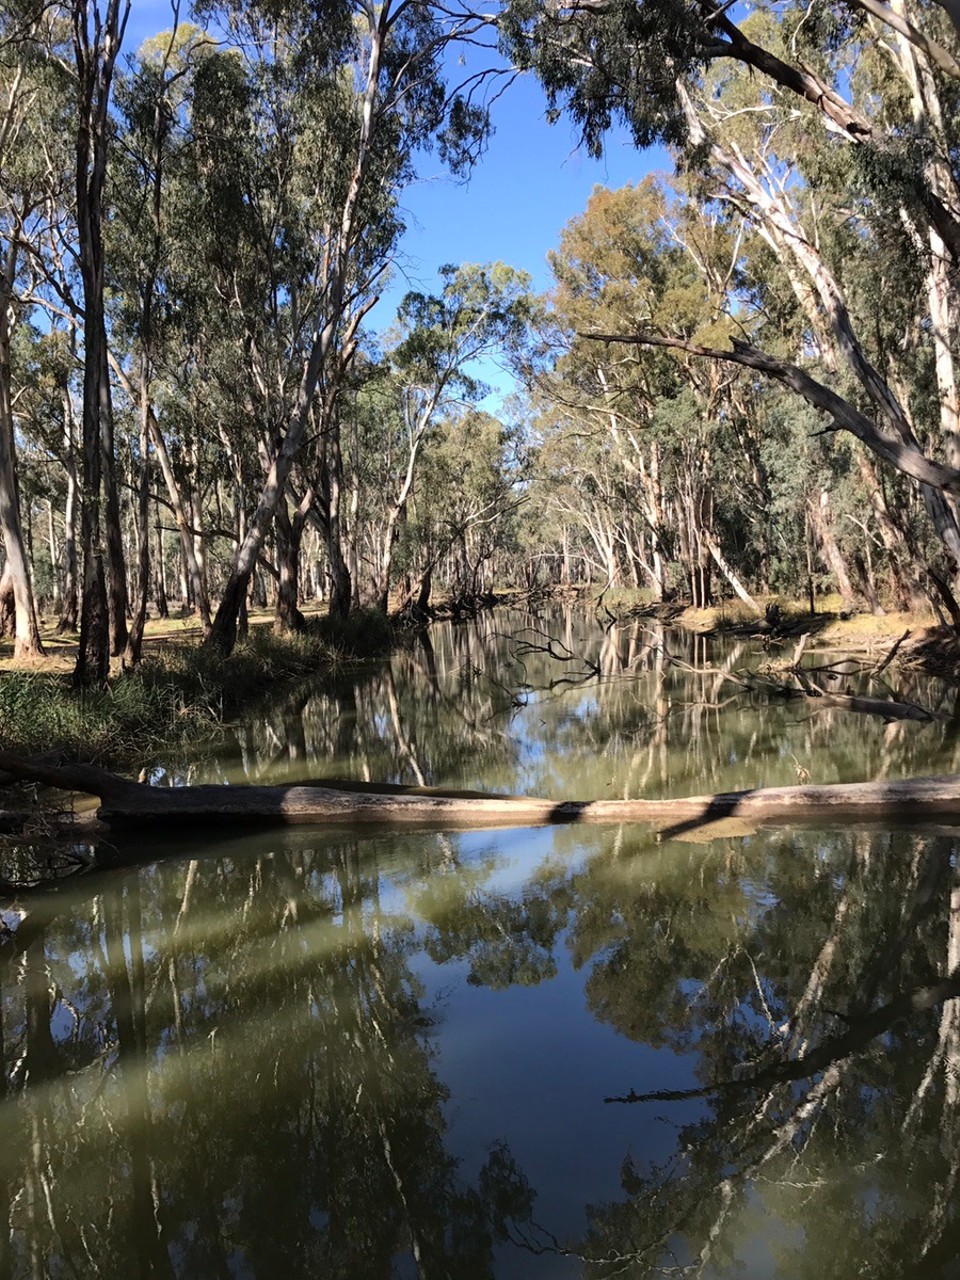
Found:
[2,0,960,686]
[6,4,960,1274]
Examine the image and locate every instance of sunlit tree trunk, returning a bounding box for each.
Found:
[147,417,210,631]
[57,395,80,633]
[347,408,362,610]
[124,406,152,665]
[0,245,43,658]
[0,563,12,638]
[809,490,856,608]
[101,347,128,655]
[890,1,960,466]
[375,412,434,613]
[855,452,926,609]
[153,499,168,619]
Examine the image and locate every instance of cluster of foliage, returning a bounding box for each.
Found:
[0,0,533,684]
[4,0,960,693]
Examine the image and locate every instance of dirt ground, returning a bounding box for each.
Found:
[0,605,313,675]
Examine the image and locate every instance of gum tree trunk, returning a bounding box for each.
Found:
[58,397,80,632]
[72,0,130,688]
[274,498,309,632]
[100,342,128,655]
[0,245,43,659]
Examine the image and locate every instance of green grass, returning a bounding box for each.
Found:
[0,609,397,766]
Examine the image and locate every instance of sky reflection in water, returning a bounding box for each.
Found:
[3,610,960,1278]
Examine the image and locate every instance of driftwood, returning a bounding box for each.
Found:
[664,647,944,723]
[795,689,942,722]
[873,628,912,677]
[3,751,960,836]
[741,661,944,722]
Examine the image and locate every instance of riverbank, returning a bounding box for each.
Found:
[3,588,957,778]
[0,607,394,768]
[586,587,958,670]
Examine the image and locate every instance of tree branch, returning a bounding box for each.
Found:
[580,330,960,496]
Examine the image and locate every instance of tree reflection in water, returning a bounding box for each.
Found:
[3,823,959,1276]
[189,608,960,807]
[408,823,960,1278]
[5,611,960,1276]
[571,831,960,1278]
[0,836,535,1279]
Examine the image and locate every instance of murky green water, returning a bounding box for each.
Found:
[4,610,960,1278]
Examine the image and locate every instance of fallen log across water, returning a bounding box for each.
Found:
[4,751,960,837]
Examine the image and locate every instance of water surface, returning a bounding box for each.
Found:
[3,610,960,1278]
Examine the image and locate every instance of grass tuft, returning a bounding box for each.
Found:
[0,612,398,767]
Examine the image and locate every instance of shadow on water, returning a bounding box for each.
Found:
[4,609,960,1276]
[0,820,959,1276]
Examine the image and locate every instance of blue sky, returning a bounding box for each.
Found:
[381,72,665,399]
[386,73,665,310]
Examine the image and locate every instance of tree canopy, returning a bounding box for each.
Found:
[2,0,960,663]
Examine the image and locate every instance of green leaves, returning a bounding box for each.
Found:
[392,261,537,392]
[501,0,701,153]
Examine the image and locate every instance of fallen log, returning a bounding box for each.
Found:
[798,689,943,722]
[741,667,944,722]
[3,751,960,834]
[0,750,66,787]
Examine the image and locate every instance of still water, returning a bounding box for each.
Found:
[4,609,960,1278]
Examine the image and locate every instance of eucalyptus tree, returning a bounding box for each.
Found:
[416,405,528,607]
[104,22,249,648]
[8,325,81,627]
[536,179,693,599]
[368,263,535,613]
[503,0,960,612]
[108,20,202,663]
[502,0,960,259]
[536,179,784,605]
[70,0,130,686]
[0,0,135,671]
[359,396,527,615]
[198,0,496,654]
[0,0,53,658]
[668,61,960,608]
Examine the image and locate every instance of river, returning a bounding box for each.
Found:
[2,608,960,1278]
